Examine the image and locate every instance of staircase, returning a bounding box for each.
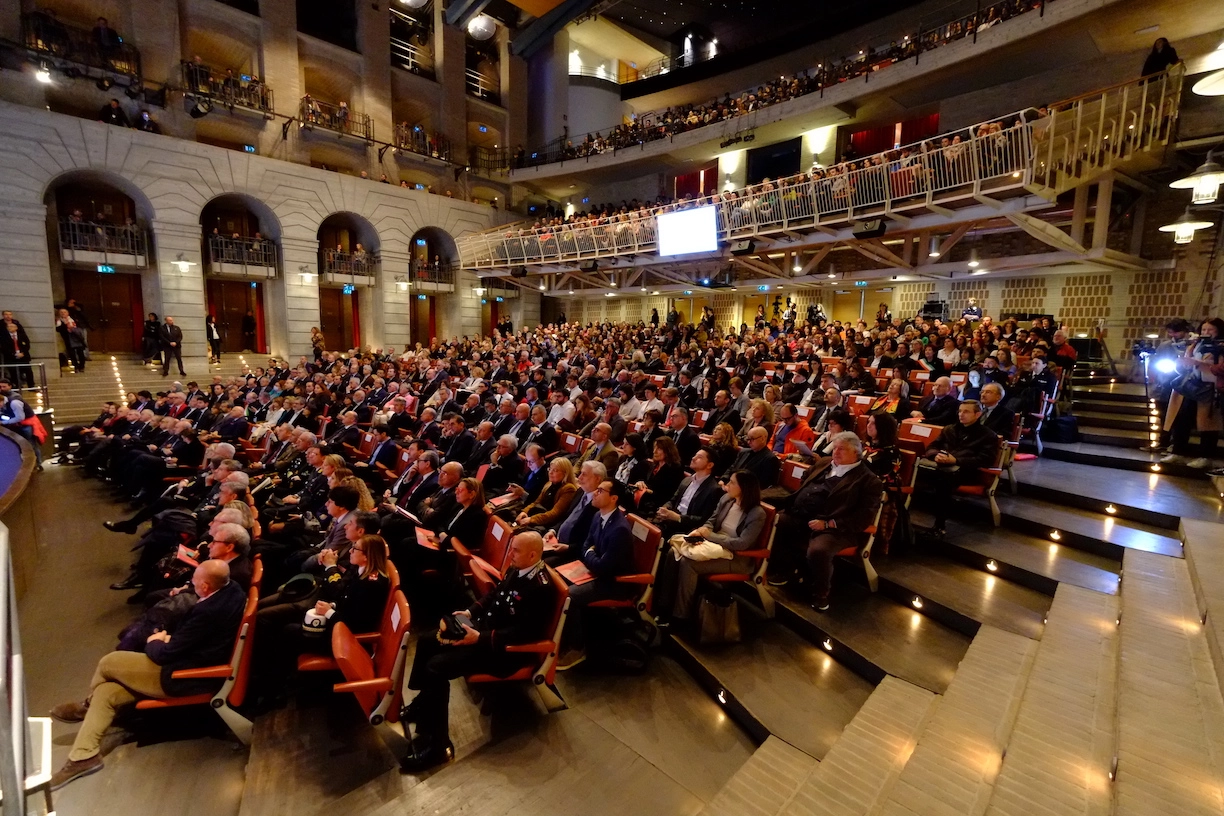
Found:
[44,354,248,426]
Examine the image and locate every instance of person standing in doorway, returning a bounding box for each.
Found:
[161,316,186,377]
[205,315,222,364]
[241,310,257,352]
[141,312,161,366]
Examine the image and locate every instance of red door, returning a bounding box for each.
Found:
[63,268,144,352]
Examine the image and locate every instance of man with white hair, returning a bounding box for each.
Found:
[909,376,959,425]
[767,431,882,611]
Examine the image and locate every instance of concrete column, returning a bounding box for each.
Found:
[439,269,481,340]
[526,29,569,148]
[1070,183,1089,247]
[275,236,323,358]
[147,221,210,373]
[0,202,58,362]
[376,247,414,351]
[357,1,394,156]
[259,1,305,163]
[435,2,469,163]
[127,0,182,80]
[501,31,529,154]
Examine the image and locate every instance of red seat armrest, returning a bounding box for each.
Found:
[504,640,555,654]
[735,549,769,559]
[333,678,393,694]
[980,468,1003,475]
[864,526,877,535]
[170,664,230,680]
[353,632,378,644]
[614,574,653,585]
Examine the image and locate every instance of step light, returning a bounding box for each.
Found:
[1049,530,1061,541]
[986,560,998,572]
[821,638,833,652]
[911,596,924,609]
[1105,504,1117,514]
[1151,463,1162,472]
[716,689,726,704]
[1109,756,1118,781]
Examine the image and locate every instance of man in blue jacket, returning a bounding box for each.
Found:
[556,479,635,670]
[48,560,245,790]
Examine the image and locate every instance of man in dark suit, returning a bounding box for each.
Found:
[909,376,959,426]
[481,434,526,496]
[979,383,1016,437]
[579,398,627,446]
[921,400,1000,534]
[442,416,477,466]
[667,407,702,466]
[1,314,34,388]
[384,397,417,437]
[702,390,743,434]
[415,408,444,449]
[49,560,245,789]
[207,406,250,443]
[504,403,534,448]
[768,431,883,611]
[556,479,635,669]
[324,411,362,453]
[461,421,498,475]
[160,316,186,377]
[522,405,559,455]
[730,426,781,489]
[355,425,398,474]
[655,448,722,539]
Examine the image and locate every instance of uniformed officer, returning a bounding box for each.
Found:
[400,530,556,772]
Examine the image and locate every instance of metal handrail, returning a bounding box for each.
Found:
[390,36,435,78]
[469,145,508,176]
[521,0,1054,168]
[21,12,141,78]
[207,235,278,272]
[393,124,451,162]
[181,61,273,114]
[322,249,380,279]
[412,261,455,286]
[58,219,148,267]
[299,96,373,140]
[465,68,500,104]
[568,65,620,83]
[458,67,1183,270]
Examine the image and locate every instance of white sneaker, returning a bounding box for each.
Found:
[1188,458,1212,469]
[1159,453,1186,464]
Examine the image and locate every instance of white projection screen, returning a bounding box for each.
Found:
[657,206,718,256]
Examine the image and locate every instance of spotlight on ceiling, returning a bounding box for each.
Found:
[467,13,497,40]
[97,76,113,91]
[35,63,52,84]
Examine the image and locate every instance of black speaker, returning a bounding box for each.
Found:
[852,219,886,239]
[729,240,755,255]
[509,268,527,278]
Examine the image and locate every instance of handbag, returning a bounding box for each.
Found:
[1173,371,1215,403]
[698,592,741,645]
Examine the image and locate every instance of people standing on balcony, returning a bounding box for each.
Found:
[352,243,369,275]
[1141,38,1180,78]
[336,101,350,133]
[135,110,159,134]
[98,98,130,127]
[91,17,121,51]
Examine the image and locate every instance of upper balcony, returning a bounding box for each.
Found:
[21,12,141,79]
[182,61,274,118]
[394,124,451,163]
[390,36,436,80]
[58,218,149,269]
[206,235,278,279]
[299,97,373,141]
[321,248,380,287]
[409,260,456,294]
[466,68,501,107]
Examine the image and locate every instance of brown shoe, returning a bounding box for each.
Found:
[50,699,89,723]
[50,755,103,790]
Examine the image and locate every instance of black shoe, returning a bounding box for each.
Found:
[399,699,423,725]
[399,735,454,774]
[109,575,143,591]
[103,520,136,534]
[811,600,830,612]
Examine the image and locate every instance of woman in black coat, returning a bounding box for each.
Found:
[141,312,161,365]
[634,436,685,514]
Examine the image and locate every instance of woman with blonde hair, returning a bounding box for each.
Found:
[738,398,775,445]
[515,457,578,529]
[340,475,377,511]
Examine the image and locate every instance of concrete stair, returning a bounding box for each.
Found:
[700,737,817,816]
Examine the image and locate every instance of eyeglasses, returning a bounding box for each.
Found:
[594,486,610,494]
[350,546,364,553]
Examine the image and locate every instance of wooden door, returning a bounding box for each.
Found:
[318,287,358,350]
[63,269,143,352]
[410,295,433,347]
[206,279,263,353]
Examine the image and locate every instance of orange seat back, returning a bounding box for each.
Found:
[780,460,809,493]
[482,515,515,574]
[227,587,260,708]
[331,622,378,714]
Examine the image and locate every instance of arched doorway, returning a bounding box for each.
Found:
[200,194,281,355]
[317,213,380,350]
[44,171,154,353]
[409,227,458,347]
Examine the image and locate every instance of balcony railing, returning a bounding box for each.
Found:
[465,68,500,105]
[412,261,455,286]
[22,12,141,78]
[58,218,148,268]
[299,97,373,140]
[394,124,451,162]
[182,62,274,115]
[519,0,1058,169]
[390,36,435,79]
[207,235,278,276]
[469,145,508,176]
[458,68,1184,270]
[322,249,380,280]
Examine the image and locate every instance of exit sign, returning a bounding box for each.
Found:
[97,264,115,273]
[854,281,868,287]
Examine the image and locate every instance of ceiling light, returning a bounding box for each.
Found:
[1193,69,1224,96]
[986,560,998,572]
[467,13,497,40]
[35,64,51,83]
[538,281,546,290]
[1170,152,1224,204]
[928,236,941,258]
[967,250,980,268]
[1159,208,1213,244]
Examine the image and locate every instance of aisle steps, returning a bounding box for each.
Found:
[1180,519,1224,736]
[779,677,936,816]
[983,585,1118,816]
[876,626,1036,816]
[1114,550,1224,816]
[699,737,817,816]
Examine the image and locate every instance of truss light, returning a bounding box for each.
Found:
[1159,209,1213,244]
[911,596,923,609]
[928,236,941,258]
[793,261,802,272]
[539,281,547,291]
[569,289,574,295]
[967,251,980,268]
[1171,153,1224,204]
[821,638,833,651]
[1194,69,1224,96]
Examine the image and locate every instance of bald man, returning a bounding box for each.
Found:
[50,560,246,790]
[400,531,557,772]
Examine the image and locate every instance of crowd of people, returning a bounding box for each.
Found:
[517,0,1053,168]
[31,297,1127,785]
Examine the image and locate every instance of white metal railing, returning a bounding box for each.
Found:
[58,218,149,268]
[207,235,278,276]
[465,68,500,104]
[459,67,1183,270]
[0,520,52,816]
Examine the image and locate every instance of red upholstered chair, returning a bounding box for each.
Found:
[134,586,259,744]
[298,561,402,673]
[704,503,778,618]
[331,590,412,726]
[779,461,809,493]
[897,422,942,455]
[454,516,513,587]
[466,565,571,712]
[834,497,885,592]
[1002,413,1024,494]
[587,514,663,626]
[953,439,1007,526]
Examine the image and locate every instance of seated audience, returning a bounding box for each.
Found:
[919,400,1000,534]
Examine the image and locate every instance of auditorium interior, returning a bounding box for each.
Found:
[2,0,1224,812]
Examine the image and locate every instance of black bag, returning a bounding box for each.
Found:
[1040,415,1079,443]
[1173,372,1215,403]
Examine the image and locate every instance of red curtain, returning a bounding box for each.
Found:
[900,114,940,146]
[849,124,895,156]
